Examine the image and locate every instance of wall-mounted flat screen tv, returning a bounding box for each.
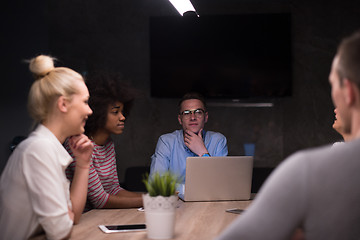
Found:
[149,13,292,100]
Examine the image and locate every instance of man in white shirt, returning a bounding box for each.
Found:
[216,30,360,240]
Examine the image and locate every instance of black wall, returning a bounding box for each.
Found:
[1,0,358,182]
[0,0,49,172]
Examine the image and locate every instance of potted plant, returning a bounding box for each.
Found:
[142,171,180,239]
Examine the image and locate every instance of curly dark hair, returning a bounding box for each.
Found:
[84,71,135,137]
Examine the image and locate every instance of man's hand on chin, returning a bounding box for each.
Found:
[184,128,208,156]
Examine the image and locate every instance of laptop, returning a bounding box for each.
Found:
[178,156,253,202]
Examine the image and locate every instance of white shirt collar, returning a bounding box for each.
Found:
[32,124,73,168]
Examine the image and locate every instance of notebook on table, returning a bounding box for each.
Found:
[178,156,253,202]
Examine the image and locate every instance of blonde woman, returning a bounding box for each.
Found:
[0,55,93,239]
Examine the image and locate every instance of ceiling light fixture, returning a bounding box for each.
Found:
[168,0,199,16]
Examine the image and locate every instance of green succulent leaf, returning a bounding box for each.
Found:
[142,171,181,197]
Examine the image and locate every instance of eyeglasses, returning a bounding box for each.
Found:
[180,109,205,119]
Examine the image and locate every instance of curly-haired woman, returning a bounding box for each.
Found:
[65,71,142,211]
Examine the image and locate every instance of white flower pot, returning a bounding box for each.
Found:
[142,193,178,239]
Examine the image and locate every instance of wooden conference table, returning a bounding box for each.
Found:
[30,197,253,240]
[70,199,252,240]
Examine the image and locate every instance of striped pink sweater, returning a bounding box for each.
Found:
[65,139,122,211]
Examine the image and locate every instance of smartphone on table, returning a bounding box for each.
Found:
[225,208,244,214]
[98,224,146,233]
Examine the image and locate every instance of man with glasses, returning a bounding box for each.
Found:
[150,92,228,183]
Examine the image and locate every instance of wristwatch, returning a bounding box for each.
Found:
[201,153,211,157]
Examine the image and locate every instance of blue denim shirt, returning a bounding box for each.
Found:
[150,130,228,184]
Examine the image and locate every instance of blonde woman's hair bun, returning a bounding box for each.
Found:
[29,55,55,79]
